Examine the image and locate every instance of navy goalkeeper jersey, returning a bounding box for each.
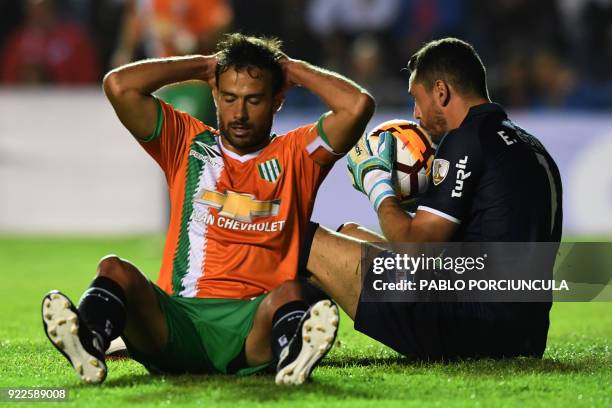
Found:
[355,104,564,359]
[417,103,563,243]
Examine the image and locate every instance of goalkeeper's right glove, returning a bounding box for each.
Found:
[347,131,396,211]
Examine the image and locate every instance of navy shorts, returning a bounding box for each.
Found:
[354,259,551,360]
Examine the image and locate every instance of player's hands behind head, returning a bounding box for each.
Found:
[198,53,220,88]
[347,131,396,210]
[276,53,299,93]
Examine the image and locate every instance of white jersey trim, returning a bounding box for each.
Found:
[417,205,462,224]
[218,136,264,162]
[306,136,342,156]
[180,151,225,297]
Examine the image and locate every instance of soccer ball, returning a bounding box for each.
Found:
[367,119,436,204]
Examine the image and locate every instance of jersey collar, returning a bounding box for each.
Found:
[465,102,506,119]
[217,136,265,163]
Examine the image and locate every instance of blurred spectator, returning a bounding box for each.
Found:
[231,0,320,63]
[0,3,24,50]
[230,0,284,38]
[350,35,383,84]
[112,0,233,67]
[348,34,407,107]
[111,0,233,126]
[470,0,570,107]
[306,0,401,72]
[304,0,465,108]
[394,0,467,65]
[495,55,531,108]
[558,0,612,81]
[1,0,99,84]
[89,0,129,77]
[581,0,612,82]
[471,0,569,62]
[307,0,400,35]
[0,0,609,109]
[530,51,577,108]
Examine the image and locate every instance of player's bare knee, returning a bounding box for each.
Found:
[337,222,361,235]
[96,255,136,290]
[272,280,302,303]
[260,281,303,318]
[97,255,123,272]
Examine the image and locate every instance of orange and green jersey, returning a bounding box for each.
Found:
[138,99,341,299]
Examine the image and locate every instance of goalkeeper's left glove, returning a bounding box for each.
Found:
[347,131,396,211]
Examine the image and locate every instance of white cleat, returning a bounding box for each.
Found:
[105,337,129,359]
[41,291,107,384]
[275,299,339,385]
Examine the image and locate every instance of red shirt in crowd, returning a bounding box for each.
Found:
[1,21,99,84]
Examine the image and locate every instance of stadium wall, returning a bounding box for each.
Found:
[1,89,610,235]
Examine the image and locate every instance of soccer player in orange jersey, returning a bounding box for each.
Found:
[41,34,374,385]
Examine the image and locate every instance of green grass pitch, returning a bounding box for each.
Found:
[0,235,610,407]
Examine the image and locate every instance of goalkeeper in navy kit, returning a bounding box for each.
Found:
[300,37,563,360]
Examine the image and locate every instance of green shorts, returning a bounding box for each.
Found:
[124,284,270,375]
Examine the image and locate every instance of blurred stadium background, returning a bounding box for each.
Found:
[1,0,611,237]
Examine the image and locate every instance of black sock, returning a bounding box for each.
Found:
[298,277,331,304]
[78,276,126,351]
[271,300,309,359]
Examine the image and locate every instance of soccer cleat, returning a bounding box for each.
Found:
[106,337,129,359]
[41,290,107,384]
[275,299,339,385]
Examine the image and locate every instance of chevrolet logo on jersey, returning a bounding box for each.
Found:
[195,189,281,222]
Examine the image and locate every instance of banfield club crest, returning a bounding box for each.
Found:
[258,158,282,182]
[432,159,450,186]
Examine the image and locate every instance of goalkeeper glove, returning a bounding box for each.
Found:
[347,131,396,210]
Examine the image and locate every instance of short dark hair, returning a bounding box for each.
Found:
[215,33,284,95]
[407,37,489,98]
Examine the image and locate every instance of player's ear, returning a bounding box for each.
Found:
[212,87,219,109]
[434,80,450,108]
[273,93,285,113]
